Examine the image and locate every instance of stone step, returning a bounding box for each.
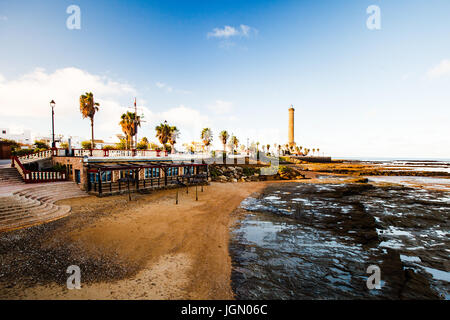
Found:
[0,181,84,233]
[0,202,50,216]
[0,201,41,213]
[14,186,87,203]
[0,167,24,185]
[0,206,71,232]
[0,203,56,222]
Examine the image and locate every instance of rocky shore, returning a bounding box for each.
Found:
[230,181,449,299]
[209,165,305,183]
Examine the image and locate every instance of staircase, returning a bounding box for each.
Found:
[13,182,88,203]
[0,195,71,232]
[0,167,24,185]
[0,182,88,232]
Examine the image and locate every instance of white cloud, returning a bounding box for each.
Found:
[0,16,7,21]
[144,105,211,145]
[0,67,136,140]
[155,81,191,94]
[207,100,233,114]
[156,81,173,92]
[427,59,450,79]
[207,24,256,39]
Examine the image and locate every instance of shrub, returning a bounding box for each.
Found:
[116,139,127,150]
[136,141,148,150]
[34,140,50,150]
[12,148,35,157]
[243,167,260,176]
[81,141,95,149]
[278,165,291,175]
[209,166,221,178]
[103,145,116,150]
[53,163,66,172]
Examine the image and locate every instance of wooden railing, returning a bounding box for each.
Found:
[11,156,66,183]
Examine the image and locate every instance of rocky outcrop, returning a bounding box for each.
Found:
[210,165,306,182]
[210,166,262,182]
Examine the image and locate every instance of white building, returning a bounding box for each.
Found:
[0,128,32,145]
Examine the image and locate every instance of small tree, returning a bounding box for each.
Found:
[79,92,100,149]
[81,140,94,149]
[136,137,149,150]
[231,136,239,154]
[219,130,229,152]
[116,139,127,150]
[34,140,50,150]
[201,128,213,152]
[59,142,69,149]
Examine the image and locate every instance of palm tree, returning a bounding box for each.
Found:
[120,112,141,149]
[231,136,239,153]
[155,121,172,150]
[79,92,100,149]
[201,128,213,152]
[219,130,229,153]
[168,127,179,153]
[317,148,320,156]
[266,144,270,154]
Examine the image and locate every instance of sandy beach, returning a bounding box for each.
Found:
[0,182,269,299]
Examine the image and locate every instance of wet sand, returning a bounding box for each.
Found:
[0,182,268,299]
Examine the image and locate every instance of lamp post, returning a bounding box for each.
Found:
[50,100,56,148]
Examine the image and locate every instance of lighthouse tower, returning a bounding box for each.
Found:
[288,105,295,147]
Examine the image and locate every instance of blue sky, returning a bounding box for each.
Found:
[1,0,450,158]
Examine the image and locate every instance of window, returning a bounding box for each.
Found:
[1,130,6,134]
[102,171,112,182]
[89,171,112,183]
[120,170,133,179]
[184,166,194,175]
[145,168,159,178]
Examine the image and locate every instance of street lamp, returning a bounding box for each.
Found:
[50,100,56,148]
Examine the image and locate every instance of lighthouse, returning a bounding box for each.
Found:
[288,105,295,147]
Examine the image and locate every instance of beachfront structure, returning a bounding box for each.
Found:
[10,148,209,196]
[288,106,295,147]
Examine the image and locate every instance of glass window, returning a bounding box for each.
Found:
[120,170,133,179]
[101,171,112,182]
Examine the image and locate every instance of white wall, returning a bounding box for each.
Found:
[0,128,32,144]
